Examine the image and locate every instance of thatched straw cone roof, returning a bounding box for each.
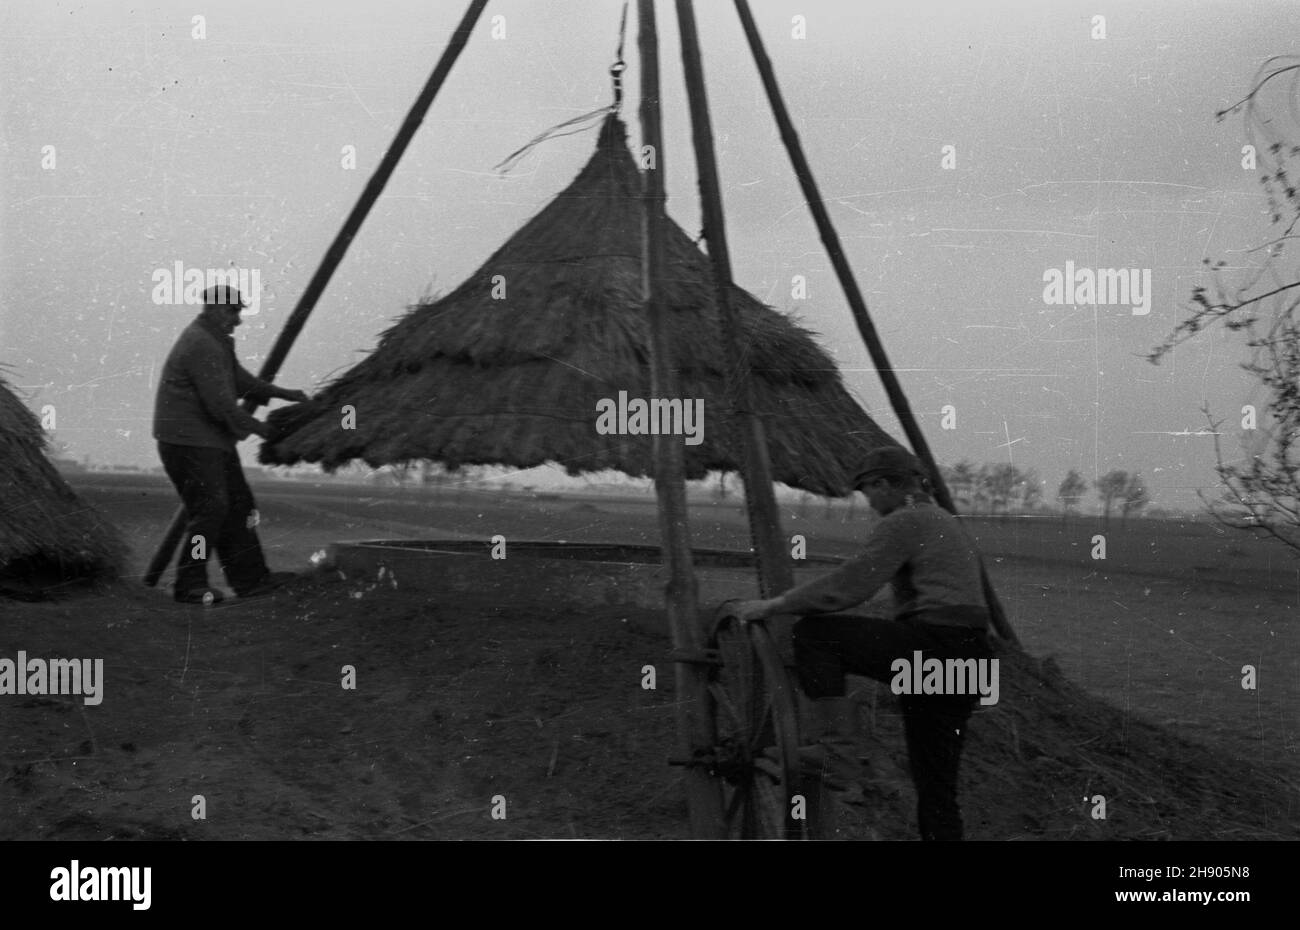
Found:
[260,116,898,495]
[1,374,126,595]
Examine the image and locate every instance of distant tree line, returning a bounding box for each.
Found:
[934,462,1151,525]
[939,462,1042,516]
[1080,468,1150,528]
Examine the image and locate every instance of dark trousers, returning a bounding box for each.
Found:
[158,442,269,594]
[792,613,994,841]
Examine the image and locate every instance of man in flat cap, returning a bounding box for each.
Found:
[153,284,309,604]
[726,446,995,840]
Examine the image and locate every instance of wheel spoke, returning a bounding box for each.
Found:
[708,682,745,731]
[706,620,818,839]
[752,769,783,837]
[743,663,762,730]
[751,755,783,780]
[723,783,747,829]
[741,784,759,837]
[748,692,776,753]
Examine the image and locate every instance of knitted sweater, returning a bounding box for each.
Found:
[153,316,274,450]
[773,499,990,629]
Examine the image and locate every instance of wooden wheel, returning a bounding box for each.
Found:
[706,609,824,839]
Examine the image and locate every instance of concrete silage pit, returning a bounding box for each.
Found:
[325,539,839,621]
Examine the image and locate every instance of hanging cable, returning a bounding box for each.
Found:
[493,2,629,174]
[492,108,612,173]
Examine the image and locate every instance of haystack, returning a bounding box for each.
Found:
[260,116,896,495]
[0,374,126,595]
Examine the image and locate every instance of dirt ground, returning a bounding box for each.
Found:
[2,474,1298,840]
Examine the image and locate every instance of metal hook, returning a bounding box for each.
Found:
[611,60,626,108]
[611,1,629,110]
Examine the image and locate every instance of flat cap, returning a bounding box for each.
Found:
[201,284,247,309]
[852,446,927,486]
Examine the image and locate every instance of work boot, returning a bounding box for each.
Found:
[174,586,224,606]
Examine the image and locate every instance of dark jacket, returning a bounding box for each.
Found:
[152,315,274,450]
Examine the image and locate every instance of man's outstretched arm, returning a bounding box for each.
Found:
[233,362,308,405]
[728,514,917,622]
[185,343,269,441]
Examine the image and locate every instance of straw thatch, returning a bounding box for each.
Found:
[0,374,126,595]
[260,116,898,495]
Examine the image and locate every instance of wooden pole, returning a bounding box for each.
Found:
[675,0,793,599]
[732,0,1018,645]
[637,0,724,839]
[143,0,489,587]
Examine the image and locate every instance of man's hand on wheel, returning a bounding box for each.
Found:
[725,598,778,624]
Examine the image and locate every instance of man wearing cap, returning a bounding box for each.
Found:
[726,446,995,841]
[153,284,309,604]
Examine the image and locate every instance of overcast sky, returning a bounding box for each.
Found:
[3,0,1296,509]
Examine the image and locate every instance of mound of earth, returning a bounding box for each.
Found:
[832,643,1297,840]
[2,571,1296,840]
